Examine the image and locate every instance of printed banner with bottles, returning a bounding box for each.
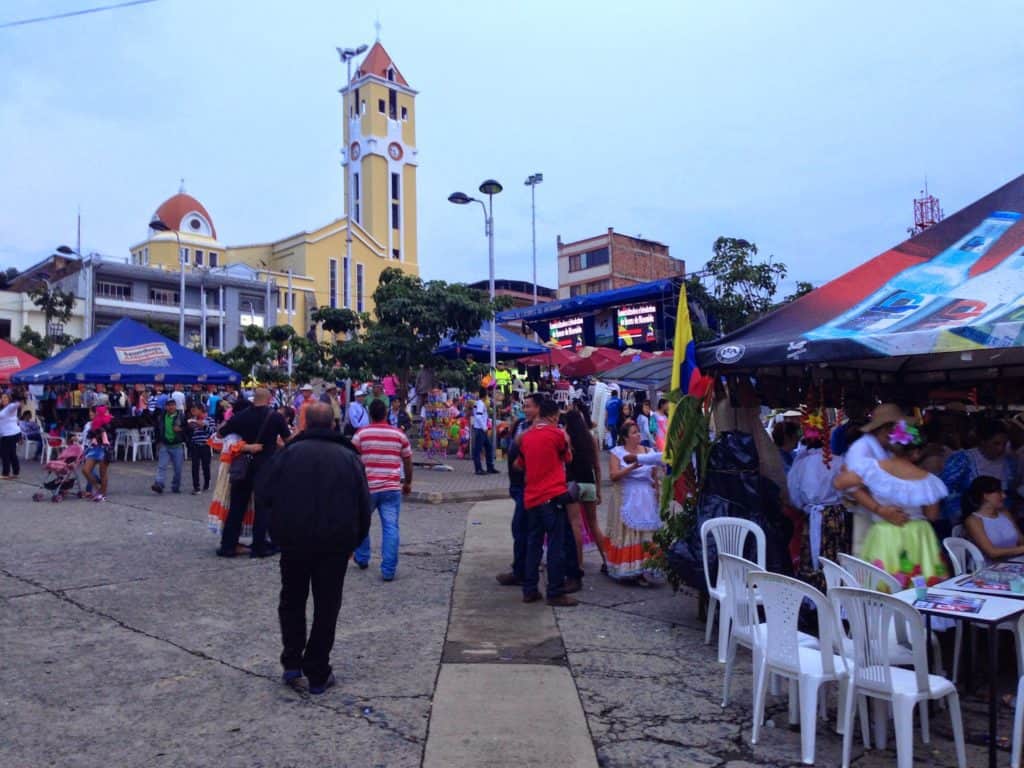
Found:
[697,173,1024,371]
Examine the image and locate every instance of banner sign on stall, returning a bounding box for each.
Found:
[549,316,584,349]
[617,304,657,347]
[115,342,173,366]
[697,174,1024,374]
[0,356,20,371]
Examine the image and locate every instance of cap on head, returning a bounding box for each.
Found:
[300,383,314,392]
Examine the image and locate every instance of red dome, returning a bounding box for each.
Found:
[151,193,217,238]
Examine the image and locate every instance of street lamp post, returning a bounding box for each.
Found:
[449,179,503,458]
[338,43,369,311]
[148,219,186,344]
[56,244,94,337]
[524,173,543,305]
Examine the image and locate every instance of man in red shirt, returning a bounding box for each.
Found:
[515,397,578,606]
[351,398,413,581]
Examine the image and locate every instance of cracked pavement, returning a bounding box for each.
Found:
[0,460,467,768]
[0,459,1006,766]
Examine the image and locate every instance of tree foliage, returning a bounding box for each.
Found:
[781,280,815,305]
[15,327,49,360]
[689,237,788,337]
[211,268,497,391]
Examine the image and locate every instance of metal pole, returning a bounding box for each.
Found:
[530,182,537,305]
[177,231,185,345]
[345,55,354,310]
[287,268,294,323]
[218,285,224,352]
[265,270,272,327]
[487,197,497,456]
[200,276,207,356]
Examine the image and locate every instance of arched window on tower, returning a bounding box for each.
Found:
[387,67,395,82]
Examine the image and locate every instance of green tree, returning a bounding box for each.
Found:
[346,267,497,393]
[689,237,788,336]
[310,307,361,337]
[15,326,49,360]
[781,280,815,304]
[23,283,77,353]
[142,317,178,341]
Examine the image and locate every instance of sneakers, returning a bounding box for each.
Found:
[546,594,579,607]
[282,669,303,685]
[496,572,522,586]
[308,673,336,695]
[354,559,369,570]
[151,483,164,494]
[486,468,500,474]
[191,489,201,495]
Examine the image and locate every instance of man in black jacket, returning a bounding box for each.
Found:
[216,387,291,558]
[256,402,372,694]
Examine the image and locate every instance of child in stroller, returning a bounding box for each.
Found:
[34,438,85,502]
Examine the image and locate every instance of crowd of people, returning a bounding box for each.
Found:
[782,399,1024,594]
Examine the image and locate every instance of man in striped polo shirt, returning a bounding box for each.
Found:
[351,398,413,581]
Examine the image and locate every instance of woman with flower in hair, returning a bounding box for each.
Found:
[787,412,846,592]
[834,419,949,587]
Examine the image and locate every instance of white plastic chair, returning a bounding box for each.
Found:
[720,553,821,723]
[1010,613,1024,768]
[837,553,902,594]
[113,429,131,461]
[943,536,1022,685]
[40,437,66,464]
[702,517,767,662]
[943,537,984,575]
[131,429,153,461]
[831,586,966,768]
[747,571,850,765]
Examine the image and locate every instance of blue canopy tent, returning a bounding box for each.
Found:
[12,318,242,385]
[434,321,547,360]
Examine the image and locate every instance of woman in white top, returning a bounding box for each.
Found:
[605,421,662,585]
[835,420,949,586]
[964,475,1024,561]
[0,391,24,479]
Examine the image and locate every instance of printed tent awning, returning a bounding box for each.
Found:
[12,317,241,385]
[598,357,674,390]
[0,338,40,385]
[434,321,547,361]
[698,173,1024,383]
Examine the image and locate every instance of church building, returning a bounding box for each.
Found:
[128,41,419,339]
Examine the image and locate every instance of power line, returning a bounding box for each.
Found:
[0,0,159,30]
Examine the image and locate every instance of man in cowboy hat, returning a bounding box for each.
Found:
[841,402,908,554]
[295,383,318,433]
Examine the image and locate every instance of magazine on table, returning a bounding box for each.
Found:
[957,566,1024,591]
[914,593,985,614]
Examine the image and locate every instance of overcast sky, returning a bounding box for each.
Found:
[2,0,1023,297]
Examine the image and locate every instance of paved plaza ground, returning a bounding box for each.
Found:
[0,452,1005,767]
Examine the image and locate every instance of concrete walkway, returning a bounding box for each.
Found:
[423,500,598,767]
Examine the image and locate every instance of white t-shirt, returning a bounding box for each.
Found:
[843,433,890,475]
[472,399,489,430]
[0,403,21,437]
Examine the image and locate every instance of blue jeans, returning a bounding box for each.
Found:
[473,427,495,472]
[155,444,184,491]
[524,498,569,599]
[509,485,528,581]
[354,490,401,578]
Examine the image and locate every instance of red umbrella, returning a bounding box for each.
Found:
[562,347,629,377]
[517,346,579,368]
[0,338,40,385]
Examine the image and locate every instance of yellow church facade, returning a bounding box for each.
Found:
[128,41,418,337]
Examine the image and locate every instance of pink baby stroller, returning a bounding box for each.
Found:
[33,443,85,502]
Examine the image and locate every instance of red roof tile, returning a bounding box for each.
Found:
[353,42,409,87]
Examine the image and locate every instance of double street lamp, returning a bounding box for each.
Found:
[449,179,503,456]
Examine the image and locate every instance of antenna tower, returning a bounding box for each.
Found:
[908,179,944,236]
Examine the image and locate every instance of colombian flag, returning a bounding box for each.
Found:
[671,282,705,396]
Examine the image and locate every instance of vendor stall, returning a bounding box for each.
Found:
[0,339,40,385]
[698,173,1024,404]
[12,318,241,385]
[434,321,547,360]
